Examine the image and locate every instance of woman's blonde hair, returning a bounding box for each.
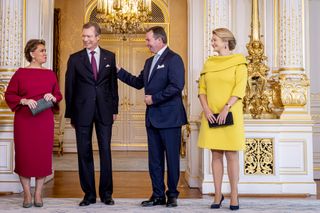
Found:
[212,28,236,51]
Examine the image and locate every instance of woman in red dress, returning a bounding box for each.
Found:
[5,39,62,208]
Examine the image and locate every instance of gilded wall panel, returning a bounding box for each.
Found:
[0,0,23,68]
[244,138,274,175]
[279,0,303,68]
[205,0,230,58]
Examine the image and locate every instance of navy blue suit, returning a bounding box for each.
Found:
[65,48,118,201]
[118,47,187,198]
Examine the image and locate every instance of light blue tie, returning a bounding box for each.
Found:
[148,54,160,81]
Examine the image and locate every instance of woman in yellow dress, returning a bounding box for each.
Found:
[198,28,247,211]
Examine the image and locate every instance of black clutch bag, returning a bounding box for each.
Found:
[208,112,234,128]
[30,98,54,116]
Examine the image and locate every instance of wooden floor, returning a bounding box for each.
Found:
[1,171,320,200]
[44,171,201,198]
[1,150,320,199]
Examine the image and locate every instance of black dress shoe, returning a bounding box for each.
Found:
[230,204,240,211]
[230,198,239,211]
[166,197,178,207]
[141,197,166,207]
[210,194,224,209]
[79,199,96,206]
[101,197,115,205]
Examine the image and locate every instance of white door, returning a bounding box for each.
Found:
[99,36,152,151]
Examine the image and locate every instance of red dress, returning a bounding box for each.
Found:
[5,68,62,177]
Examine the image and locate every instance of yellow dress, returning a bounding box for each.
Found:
[197,54,248,151]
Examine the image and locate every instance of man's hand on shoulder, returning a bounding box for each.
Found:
[116,65,121,73]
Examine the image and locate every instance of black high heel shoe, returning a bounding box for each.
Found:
[229,198,239,211]
[210,194,224,209]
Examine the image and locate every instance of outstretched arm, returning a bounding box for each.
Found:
[117,67,145,90]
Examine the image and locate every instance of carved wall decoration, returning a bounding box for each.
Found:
[205,0,230,58]
[277,0,309,119]
[244,138,274,175]
[279,74,309,106]
[0,0,23,68]
[243,0,278,119]
[0,78,7,108]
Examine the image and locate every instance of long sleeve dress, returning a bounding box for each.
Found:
[197,54,247,151]
[5,68,62,177]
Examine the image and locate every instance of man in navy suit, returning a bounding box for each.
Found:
[65,22,118,206]
[117,26,188,208]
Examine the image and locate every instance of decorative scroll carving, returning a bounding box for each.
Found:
[0,75,10,108]
[120,97,134,111]
[0,79,6,106]
[181,124,190,158]
[243,40,275,118]
[277,1,309,118]
[244,138,274,175]
[243,0,277,119]
[279,74,309,106]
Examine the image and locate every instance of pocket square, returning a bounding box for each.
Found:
[105,64,110,68]
[157,64,165,69]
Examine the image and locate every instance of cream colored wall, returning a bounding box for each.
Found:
[54,0,188,95]
[54,0,86,93]
[168,0,188,72]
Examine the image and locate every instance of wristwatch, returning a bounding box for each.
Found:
[225,103,232,109]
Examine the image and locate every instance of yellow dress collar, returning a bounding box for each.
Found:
[201,54,247,74]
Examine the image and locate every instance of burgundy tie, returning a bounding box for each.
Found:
[90,51,97,80]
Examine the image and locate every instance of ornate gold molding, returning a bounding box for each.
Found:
[243,0,277,119]
[180,123,190,158]
[278,67,305,72]
[0,69,16,73]
[279,74,309,106]
[120,97,134,112]
[0,74,11,109]
[244,138,274,175]
[131,114,145,121]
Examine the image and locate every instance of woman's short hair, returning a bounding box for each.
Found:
[212,28,236,51]
[24,39,46,62]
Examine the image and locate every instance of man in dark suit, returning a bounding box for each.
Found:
[65,22,118,206]
[117,26,187,208]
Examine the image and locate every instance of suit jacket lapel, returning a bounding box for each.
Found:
[144,57,152,85]
[98,48,108,81]
[147,47,169,84]
[80,49,93,76]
